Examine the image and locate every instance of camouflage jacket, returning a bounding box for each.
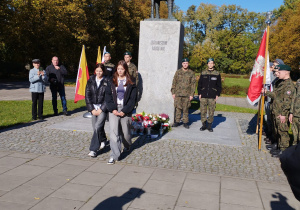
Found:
[266,78,295,117]
[128,62,139,85]
[290,79,300,117]
[171,68,196,97]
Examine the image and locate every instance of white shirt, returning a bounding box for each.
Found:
[93,77,103,110]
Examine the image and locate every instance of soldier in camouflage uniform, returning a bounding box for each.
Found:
[198,58,222,132]
[265,64,295,157]
[289,63,300,145]
[103,52,115,78]
[171,58,196,129]
[124,52,139,85]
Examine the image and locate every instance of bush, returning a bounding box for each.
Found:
[222,85,243,95]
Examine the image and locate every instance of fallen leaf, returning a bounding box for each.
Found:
[34,197,40,200]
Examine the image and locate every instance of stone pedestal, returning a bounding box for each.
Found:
[137,21,184,123]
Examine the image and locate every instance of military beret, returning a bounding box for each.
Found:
[274,59,284,65]
[207,58,214,63]
[182,58,189,62]
[32,59,40,63]
[104,52,110,55]
[276,64,291,71]
[124,51,132,56]
[269,62,273,67]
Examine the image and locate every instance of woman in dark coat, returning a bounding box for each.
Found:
[85,63,109,157]
[105,60,137,164]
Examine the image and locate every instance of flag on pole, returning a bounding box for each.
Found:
[101,46,107,63]
[96,46,102,64]
[247,29,267,106]
[74,45,90,103]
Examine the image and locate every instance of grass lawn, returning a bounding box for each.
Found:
[223,77,250,88]
[0,100,86,130]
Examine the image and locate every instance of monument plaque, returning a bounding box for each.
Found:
[137,21,184,123]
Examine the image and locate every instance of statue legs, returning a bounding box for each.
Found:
[168,0,174,19]
[151,0,154,18]
[155,0,160,19]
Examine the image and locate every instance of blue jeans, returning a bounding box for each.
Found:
[50,84,67,113]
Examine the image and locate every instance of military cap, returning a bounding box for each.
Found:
[104,51,110,55]
[274,59,284,65]
[207,58,214,63]
[276,64,291,71]
[124,51,132,56]
[32,59,40,63]
[182,58,189,62]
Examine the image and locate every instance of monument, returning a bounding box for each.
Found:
[137,1,184,124]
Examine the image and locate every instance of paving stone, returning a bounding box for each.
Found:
[26,156,65,167]
[221,177,258,193]
[0,166,10,175]
[70,171,113,187]
[50,183,100,202]
[258,188,300,210]
[8,152,40,159]
[0,201,31,210]
[186,173,220,183]
[0,174,32,191]
[44,163,87,178]
[4,164,49,178]
[30,197,85,210]
[130,192,177,210]
[0,151,10,158]
[110,169,152,187]
[120,165,155,174]
[142,179,182,197]
[97,181,144,199]
[150,169,187,183]
[80,193,132,210]
[174,207,199,210]
[62,158,95,167]
[0,190,7,197]
[0,185,54,206]
[182,179,220,195]
[24,174,70,190]
[177,190,219,210]
[220,203,264,210]
[0,156,28,169]
[257,181,293,192]
[86,161,124,174]
[221,188,263,208]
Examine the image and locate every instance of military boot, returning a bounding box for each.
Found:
[200,122,207,131]
[207,123,213,132]
[183,123,189,129]
[172,122,179,127]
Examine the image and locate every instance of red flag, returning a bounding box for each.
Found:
[247,29,267,106]
[75,45,90,103]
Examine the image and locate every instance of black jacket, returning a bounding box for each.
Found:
[105,81,137,115]
[45,64,67,86]
[197,69,222,98]
[85,75,109,112]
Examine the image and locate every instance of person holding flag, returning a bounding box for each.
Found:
[85,63,109,157]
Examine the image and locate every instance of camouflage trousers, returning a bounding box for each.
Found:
[291,117,300,144]
[174,96,191,123]
[274,115,292,150]
[200,98,216,124]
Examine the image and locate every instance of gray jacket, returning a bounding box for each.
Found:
[29,68,47,93]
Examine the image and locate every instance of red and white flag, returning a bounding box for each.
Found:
[74,45,90,103]
[247,29,267,106]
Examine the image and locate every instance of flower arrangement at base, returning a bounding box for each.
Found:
[131,112,170,136]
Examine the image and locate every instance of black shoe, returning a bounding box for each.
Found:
[200,122,207,131]
[172,122,179,127]
[183,123,189,129]
[38,117,44,121]
[63,110,68,116]
[207,123,213,132]
[270,149,281,155]
[32,117,37,121]
[266,143,277,151]
[271,150,282,158]
[54,112,58,116]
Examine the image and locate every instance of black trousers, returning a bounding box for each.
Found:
[31,92,44,119]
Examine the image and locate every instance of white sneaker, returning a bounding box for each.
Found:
[100,142,105,149]
[88,151,96,157]
[107,157,115,165]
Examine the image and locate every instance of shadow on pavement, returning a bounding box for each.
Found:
[246,114,257,135]
[212,114,226,128]
[0,81,30,90]
[92,188,145,210]
[270,192,296,210]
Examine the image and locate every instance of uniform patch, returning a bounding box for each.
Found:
[211,77,217,80]
[107,68,112,71]
[287,90,292,95]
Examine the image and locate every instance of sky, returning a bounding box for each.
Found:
[176,0,284,13]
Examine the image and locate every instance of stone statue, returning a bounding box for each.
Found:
[151,0,175,19]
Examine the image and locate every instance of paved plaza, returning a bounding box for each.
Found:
[0,82,299,209]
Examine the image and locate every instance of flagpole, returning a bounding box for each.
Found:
[258,12,272,151]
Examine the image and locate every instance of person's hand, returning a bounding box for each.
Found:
[189,96,193,101]
[289,114,293,124]
[199,94,201,100]
[91,109,97,116]
[113,110,119,116]
[215,96,219,101]
[37,71,40,75]
[119,111,125,117]
[54,66,60,70]
[277,115,286,123]
[172,94,175,99]
[40,71,44,76]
